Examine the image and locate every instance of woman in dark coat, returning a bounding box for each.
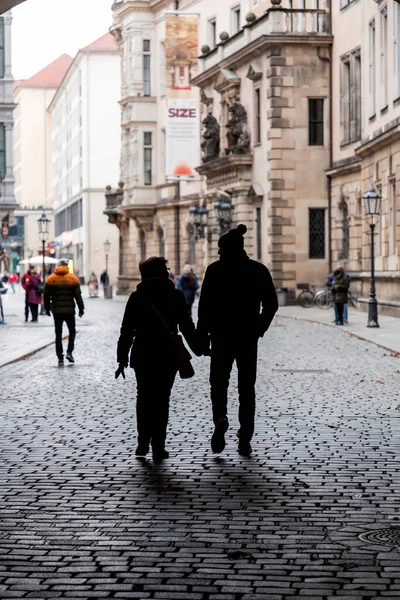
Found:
[331,268,349,326]
[116,257,200,462]
[176,264,200,316]
[26,271,42,322]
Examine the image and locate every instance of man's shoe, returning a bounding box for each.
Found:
[238,441,252,457]
[66,352,75,363]
[135,445,149,457]
[152,449,169,463]
[58,357,64,367]
[211,418,229,454]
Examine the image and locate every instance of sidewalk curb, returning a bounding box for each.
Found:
[279,313,399,356]
[0,334,69,369]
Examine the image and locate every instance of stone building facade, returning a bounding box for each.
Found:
[329,0,400,316]
[106,0,332,295]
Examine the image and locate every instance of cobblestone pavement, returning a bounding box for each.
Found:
[1,299,400,600]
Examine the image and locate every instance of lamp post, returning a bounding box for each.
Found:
[214,200,233,234]
[363,185,382,328]
[103,239,111,294]
[37,211,51,315]
[189,205,209,240]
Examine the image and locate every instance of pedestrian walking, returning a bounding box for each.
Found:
[176,264,200,316]
[26,271,43,322]
[115,256,199,463]
[21,265,35,322]
[8,272,18,293]
[328,264,350,324]
[88,272,99,298]
[197,224,278,457]
[44,258,85,366]
[100,270,109,295]
[331,267,349,326]
[0,279,5,324]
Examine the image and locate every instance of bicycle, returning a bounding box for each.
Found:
[315,288,357,310]
[297,283,317,308]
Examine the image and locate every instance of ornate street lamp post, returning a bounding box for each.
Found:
[214,200,233,234]
[363,185,382,328]
[37,211,51,315]
[189,205,209,240]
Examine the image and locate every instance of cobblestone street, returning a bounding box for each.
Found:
[2,299,400,599]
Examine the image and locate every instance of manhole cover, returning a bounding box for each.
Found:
[359,527,400,546]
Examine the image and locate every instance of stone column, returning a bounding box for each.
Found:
[3,12,12,78]
[4,122,13,180]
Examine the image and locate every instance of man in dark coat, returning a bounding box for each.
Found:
[197,224,278,457]
[116,257,199,462]
[44,259,84,366]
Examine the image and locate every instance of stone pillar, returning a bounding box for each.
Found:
[4,122,13,180]
[3,12,12,79]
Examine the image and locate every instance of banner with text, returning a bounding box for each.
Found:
[165,14,200,179]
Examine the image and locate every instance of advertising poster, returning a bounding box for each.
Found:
[165,14,200,179]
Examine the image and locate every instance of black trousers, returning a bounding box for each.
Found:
[53,314,76,358]
[210,335,258,443]
[335,302,344,324]
[24,294,29,321]
[29,303,39,321]
[133,361,177,452]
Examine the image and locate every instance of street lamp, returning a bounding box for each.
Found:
[189,205,209,240]
[37,211,51,315]
[363,185,382,328]
[104,238,111,281]
[214,200,233,234]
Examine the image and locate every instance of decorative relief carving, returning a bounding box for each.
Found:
[226,99,250,155]
[201,114,220,163]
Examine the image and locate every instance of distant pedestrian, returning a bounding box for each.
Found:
[21,265,35,322]
[26,271,43,322]
[116,257,199,462]
[328,264,350,324]
[100,270,109,295]
[197,224,278,457]
[88,272,99,298]
[0,280,5,324]
[331,268,349,326]
[9,272,18,293]
[176,264,199,316]
[44,258,85,366]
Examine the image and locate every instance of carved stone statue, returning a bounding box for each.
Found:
[226,100,250,155]
[201,114,220,163]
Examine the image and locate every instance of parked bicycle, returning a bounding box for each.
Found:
[297,283,319,308]
[315,287,357,310]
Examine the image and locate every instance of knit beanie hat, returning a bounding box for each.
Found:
[218,224,247,253]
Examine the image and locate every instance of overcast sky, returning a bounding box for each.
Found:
[12,0,114,80]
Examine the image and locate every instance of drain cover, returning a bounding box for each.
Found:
[359,527,400,546]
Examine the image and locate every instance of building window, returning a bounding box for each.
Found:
[0,124,6,178]
[256,207,262,260]
[140,230,146,262]
[369,19,376,117]
[160,42,166,97]
[0,18,5,79]
[394,4,400,101]
[144,132,152,185]
[340,0,357,8]
[309,208,325,259]
[380,6,388,110]
[254,88,261,144]
[143,39,151,97]
[55,198,83,236]
[308,99,324,146]
[208,19,217,48]
[158,227,165,257]
[9,216,24,238]
[340,50,361,144]
[231,6,241,35]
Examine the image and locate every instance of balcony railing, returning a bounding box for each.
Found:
[200,7,330,73]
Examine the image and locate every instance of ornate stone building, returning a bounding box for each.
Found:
[106,0,332,294]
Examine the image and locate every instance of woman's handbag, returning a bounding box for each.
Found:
[149,303,195,380]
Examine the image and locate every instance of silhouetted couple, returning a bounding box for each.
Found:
[116,224,278,462]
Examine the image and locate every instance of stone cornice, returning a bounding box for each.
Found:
[112,1,152,17]
[326,156,361,178]
[192,34,333,88]
[119,95,157,106]
[355,121,400,158]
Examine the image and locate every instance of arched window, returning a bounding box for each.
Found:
[140,230,146,261]
[158,227,165,257]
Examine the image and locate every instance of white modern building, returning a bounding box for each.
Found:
[48,33,121,283]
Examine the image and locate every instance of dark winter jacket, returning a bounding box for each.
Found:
[176,273,199,307]
[197,252,278,340]
[328,271,350,289]
[44,266,84,315]
[117,278,199,368]
[331,275,349,304]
